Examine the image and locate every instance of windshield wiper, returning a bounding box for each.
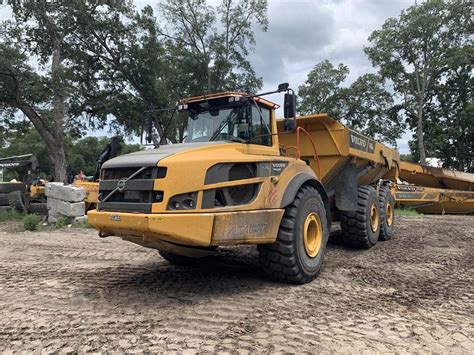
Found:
[209,108,237,141]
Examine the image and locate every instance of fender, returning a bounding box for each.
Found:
[280,173,331,228]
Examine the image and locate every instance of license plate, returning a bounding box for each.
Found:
[124,191,141,200]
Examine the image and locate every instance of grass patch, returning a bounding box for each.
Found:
[0,209,24,222]
[54,216,71,229]
[396,208,421,216]
[73,221,93,229]
[23,213,42,231]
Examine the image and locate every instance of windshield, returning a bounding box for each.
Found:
[184,98,272,146]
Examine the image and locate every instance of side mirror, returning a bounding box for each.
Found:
[284,92,296,131]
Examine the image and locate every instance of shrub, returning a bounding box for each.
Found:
[55,216,71,229]
[0,209,23,222]
[23,214,42,231]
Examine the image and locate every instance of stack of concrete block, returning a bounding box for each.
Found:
[45,183,87,224]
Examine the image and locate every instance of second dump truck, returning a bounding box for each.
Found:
[88,84,399,284]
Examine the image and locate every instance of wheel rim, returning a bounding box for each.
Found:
[386,202,394,226]
[303,212,323,258]
[370,203,380,233]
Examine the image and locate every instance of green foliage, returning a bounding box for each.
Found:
[54,216,71,229]
[72,221,93,229]
[422,49,473,172]
[298,60,403,145]
[0,208,23,222]
[298,60,349,118]
[0,125,141,178]
[0,128,51,180]
[396,208,421,217]
[159,0,267,94]
[400,154,416,163]
[66,136,140,177]
[22,213,42,231]
[364,0,472,164]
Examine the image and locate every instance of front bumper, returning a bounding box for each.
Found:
[87,209,284,247]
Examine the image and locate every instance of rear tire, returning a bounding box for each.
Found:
[379,185,395,241]
[8,190,27,212]
[28,202,48,216]
[0,193,9,206]
[0,183,26,194]
[340,185,380,249]
[258,185,329,284]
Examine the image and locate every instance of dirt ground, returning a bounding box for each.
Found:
[0,215,472,353]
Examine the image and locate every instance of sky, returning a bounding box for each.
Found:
[0,0,415,152]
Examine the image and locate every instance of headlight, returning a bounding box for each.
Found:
[167,192,197,210]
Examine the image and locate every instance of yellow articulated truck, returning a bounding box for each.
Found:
[88,84,399,284]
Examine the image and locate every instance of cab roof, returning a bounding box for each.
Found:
[181,92,280,109]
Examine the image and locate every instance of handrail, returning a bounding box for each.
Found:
[295,126,321,179]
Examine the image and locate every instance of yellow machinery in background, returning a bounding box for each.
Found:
[73,137,122,210]
[0,154,47,214]
[73,180,100,210]
[394,161,474,214]
[88,84,400,284]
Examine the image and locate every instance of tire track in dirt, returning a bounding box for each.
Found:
[0,216,473,352]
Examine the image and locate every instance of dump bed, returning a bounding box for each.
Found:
[394,184,474,214]
[277,114,399,189]
[398,161,474,191]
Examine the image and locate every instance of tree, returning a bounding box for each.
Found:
[0,1,113,181]
[422,45,473,171]
[159,0,268,94]
[298,60,349,118]
[0,124,142,179]
[298,60,403,145]
[66,4,173,143]
[364,0,471,164]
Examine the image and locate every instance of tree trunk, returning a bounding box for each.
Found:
[50,41,68,182]
[416,96,427,165]
[49,149,68,183]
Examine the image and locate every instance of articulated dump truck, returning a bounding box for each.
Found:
[394,161,474,214]
[88,85,399,284]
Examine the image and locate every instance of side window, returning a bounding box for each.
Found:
[251,105,272,146]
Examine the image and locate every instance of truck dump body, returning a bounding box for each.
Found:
[398,161,473,191]
[277,114,399,210]
[395,161,474,214]
[394,185,474,214]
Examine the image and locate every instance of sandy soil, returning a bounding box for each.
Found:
[0,215,472,353]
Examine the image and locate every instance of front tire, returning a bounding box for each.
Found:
[258,185,329,284]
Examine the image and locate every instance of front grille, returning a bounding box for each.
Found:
[101,167,167,180]
[98,166,166,213]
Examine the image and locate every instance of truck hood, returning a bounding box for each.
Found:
[102,141,229,169]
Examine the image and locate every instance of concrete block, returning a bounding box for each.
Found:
[48,212,70,224]
[45,182,86,202]
[47,197,85,217]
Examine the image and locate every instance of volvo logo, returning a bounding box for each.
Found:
[117,179,126,192]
